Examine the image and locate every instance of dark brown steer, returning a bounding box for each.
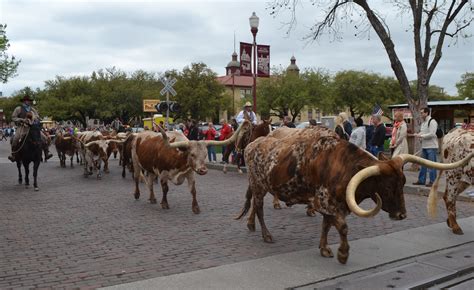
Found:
[236,127,472,264]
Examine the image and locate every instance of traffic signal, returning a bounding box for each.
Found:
[155,101,179,113]
[169,102,180,113]
[155,102,168,113]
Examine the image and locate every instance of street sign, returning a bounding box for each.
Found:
[160,77,177,96]
[158,76,178,128]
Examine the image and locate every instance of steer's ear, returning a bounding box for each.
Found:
[378,152,389,161]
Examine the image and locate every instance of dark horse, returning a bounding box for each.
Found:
[222,119,272,174]
[15,122,42,191]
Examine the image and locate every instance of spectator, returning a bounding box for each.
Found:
[202,122,217,163]
[390,111,408,157]
[369,115,386,157]
[339,112,353,136]
[219,119,233,163]
[282,116,296,128]
[335,115,349,140]
[349,117,366,149]
[187,120,199,141]
[412,107,439,187]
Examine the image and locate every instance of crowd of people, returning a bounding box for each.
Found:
[2,93,447,187]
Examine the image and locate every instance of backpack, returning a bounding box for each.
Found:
[428,118,444,138]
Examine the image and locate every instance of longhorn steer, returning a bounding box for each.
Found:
[236,127,472,264]
[83,139,123,179]
[428,128,474,234]
[131,121,249,213]
[55,133,81,168]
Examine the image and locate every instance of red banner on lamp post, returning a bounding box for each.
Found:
[239,42,252,76]
[257,44,270,77]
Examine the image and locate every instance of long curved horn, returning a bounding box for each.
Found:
[157,123,190,149]
[204,120,251,147]
[346,165,383,217]
[397,152,474,170]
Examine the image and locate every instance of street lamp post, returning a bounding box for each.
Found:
[249,12,259,113]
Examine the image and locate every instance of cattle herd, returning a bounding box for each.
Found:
[41,122,474,264]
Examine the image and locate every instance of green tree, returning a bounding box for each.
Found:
[271,0,472,131]
[258,68,330,122]
[456,72,474,100]
[173,63,225,122]
[0,24,20,83]
[330,70,404,118]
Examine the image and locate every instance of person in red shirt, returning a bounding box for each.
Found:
[219,119,233,163]
[202,122,217,162]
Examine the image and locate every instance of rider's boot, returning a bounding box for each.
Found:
[7,153,16,162]
[45,151,53,160]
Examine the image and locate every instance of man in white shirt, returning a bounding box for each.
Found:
[412,107,439,187]
[235,101,257,125]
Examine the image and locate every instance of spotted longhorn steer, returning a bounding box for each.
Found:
[83,139,123,179]
[131,121,249,213]
[428,128,474,234]
[236,126,472,264]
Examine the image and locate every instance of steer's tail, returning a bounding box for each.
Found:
[427,169,444,218]
[235,188,252,220]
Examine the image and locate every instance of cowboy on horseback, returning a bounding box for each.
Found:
[236,101,257,125]
[7,94,53,162]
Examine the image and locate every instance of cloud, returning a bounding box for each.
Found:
[1,0,472,98]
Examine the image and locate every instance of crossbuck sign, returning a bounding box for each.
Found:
[159,76,177,128]
[160,77,177,96]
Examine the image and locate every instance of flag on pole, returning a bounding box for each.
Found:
[372,104,383,116]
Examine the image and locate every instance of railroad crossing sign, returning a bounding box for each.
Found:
[160,77,177,96]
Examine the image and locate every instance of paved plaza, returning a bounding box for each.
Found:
[0,140,473,289]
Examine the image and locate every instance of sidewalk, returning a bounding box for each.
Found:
[207,153,473,202]
[101,217,474,290]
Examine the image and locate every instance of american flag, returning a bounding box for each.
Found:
[372,104,383,116]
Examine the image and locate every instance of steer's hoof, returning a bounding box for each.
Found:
[306,208,316,217]
[134,192,140,200]
[263,234,274,243]
[192,206,200,214]
[247,223,256,232]
[452,227,464,235]
[149,198,157,204]
[273,203,281,209]
[320,247,333,258]
[161,202,170,210]
[337,251,349,264]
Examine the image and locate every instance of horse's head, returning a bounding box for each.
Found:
[28,123,42,144]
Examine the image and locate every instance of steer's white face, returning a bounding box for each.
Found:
[187,141,208,175]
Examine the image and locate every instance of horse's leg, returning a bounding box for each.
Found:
[70,154,74,168]
[17,161,23,184]
[23,161,30,187]
[33,159,40,191]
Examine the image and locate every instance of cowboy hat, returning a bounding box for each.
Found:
[244,101,252,107]
[20,94,33,102]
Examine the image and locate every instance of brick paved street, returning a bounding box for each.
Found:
[0,141,473,289]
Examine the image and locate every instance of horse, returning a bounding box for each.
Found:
[222,119,272,174]
[15,122,43,191]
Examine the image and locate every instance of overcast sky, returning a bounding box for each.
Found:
[1,0,473,97]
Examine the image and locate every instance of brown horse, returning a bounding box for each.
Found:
[222,120,272,174]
